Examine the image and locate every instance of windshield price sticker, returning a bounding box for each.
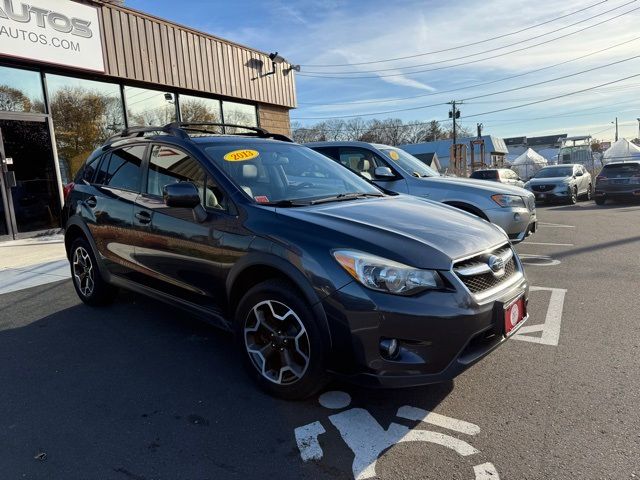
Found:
[224,149,259,162]
[388,150,400,161]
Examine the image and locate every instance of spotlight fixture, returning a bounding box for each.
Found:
[164,93,173,101]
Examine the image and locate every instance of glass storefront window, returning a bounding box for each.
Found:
[125,86,177,127]
[179,94,221,124]
[0,65,45,113]
[46,74,125,182]
[222,100,258,133]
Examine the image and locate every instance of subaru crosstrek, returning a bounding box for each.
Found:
[62,123,529,400]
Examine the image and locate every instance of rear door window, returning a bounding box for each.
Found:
[94,145,146,191]
[471,170,497,180]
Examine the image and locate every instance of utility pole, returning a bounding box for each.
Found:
[636,117,640,140]
[448,100,461,144]
[615,117,619,142]
[477,123,483,138]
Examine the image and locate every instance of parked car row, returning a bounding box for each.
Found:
[63,124,532,400]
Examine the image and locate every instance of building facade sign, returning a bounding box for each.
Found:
[0,0,104,72]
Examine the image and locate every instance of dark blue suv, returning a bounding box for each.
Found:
[62,123,529,399]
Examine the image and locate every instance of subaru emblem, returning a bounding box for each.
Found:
[487,255,505,277]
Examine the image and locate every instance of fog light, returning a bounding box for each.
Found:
[513,213,521,222]
[380,338,399,359]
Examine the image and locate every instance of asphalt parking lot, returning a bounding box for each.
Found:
[1,201,639,480]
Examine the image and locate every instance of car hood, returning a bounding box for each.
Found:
[423,176,532,196]
[276,196,508,269]
[527,176,570,184]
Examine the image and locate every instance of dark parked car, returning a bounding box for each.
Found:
[62,123,529,400]
[594,161,640,205]
[524,164,592,204]
[470,168,525,188]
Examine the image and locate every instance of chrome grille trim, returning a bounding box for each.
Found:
[451,243,523,300]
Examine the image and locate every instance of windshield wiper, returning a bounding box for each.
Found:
[309,192,383,205]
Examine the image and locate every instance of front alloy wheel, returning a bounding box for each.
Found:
[569,186,577,204]
[235,279,329,400]
[244,300,310,385]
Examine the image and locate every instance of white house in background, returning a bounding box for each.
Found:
[511,148,548,180]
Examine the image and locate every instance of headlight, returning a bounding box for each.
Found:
[333,250,443,295]
[491,194,526,208]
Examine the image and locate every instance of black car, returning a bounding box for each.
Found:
[594,161,640,205]
[62,123,529,400]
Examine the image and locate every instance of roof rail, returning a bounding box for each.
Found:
[167,122,294,142]
[103,125,190,147]
[103,122,293,149]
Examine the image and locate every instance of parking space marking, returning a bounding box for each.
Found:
[513,286,566,346]
[295,392,500,479]
[538,222,575,228]
[521,241,574,247]
[519,254,561,266]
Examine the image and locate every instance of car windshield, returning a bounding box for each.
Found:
[203,141,383,205]
[533,167,573,178]
[377,147,440,178]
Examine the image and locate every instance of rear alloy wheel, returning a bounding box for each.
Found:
[569,186,578,205]
[236,279,329,400]
[70,238,117,306]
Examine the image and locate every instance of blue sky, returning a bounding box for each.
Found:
[127,0,640,141]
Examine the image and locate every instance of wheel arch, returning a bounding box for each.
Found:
[63,219,110,281]
[226,254,332,349]
[443,201,489,221]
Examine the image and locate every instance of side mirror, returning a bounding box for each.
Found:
[374,166,395,179]
[163,182,201,208]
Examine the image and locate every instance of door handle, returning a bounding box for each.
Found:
[85,196,97,208]
[135,211,152,224]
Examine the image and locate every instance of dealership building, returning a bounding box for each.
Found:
[0,0,297,240]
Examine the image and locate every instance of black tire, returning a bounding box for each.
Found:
[585,183,592,201]
[595,196,606,205]
[569,186,578,205]
[235,279,330,400]
[69,237,117,306]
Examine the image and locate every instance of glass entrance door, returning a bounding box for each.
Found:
[0,115,61,240]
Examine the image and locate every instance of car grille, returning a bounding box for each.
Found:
[453,245,519,295]
[531,184,554,192]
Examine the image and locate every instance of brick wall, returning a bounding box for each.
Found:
[258,104,292,136]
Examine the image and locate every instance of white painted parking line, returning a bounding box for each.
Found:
[520,241,574,247]
[519,254,561,266]
[294,421,326,461]
[513,286,566,346]
[538,222,575,228]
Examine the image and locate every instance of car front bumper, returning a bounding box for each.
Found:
[321,271,529,388]
[484,206,537,244]
[528,185,572,202]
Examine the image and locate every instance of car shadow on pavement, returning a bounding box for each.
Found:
[0,285,453,480]
[542,199,640,212]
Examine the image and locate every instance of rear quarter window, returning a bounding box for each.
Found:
[471,171,497,180]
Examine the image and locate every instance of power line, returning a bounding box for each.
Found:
[464,73,640,118]
[303,0,631,74]
[297,3,640,79]
[298,36,640,106]
[300,0,608,67]
[291,54,640,120]
[293,80,640,133]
